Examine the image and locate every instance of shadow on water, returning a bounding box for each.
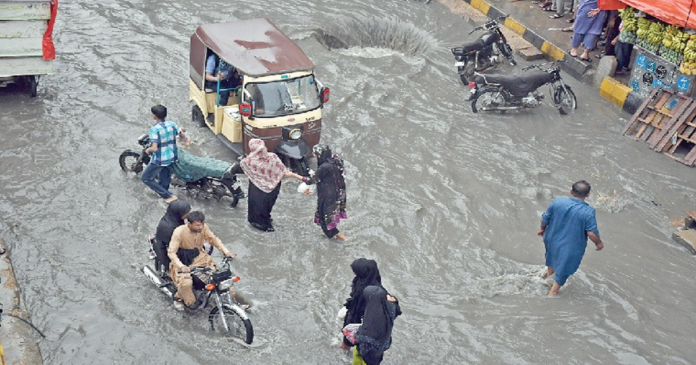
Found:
[313,16,437,56]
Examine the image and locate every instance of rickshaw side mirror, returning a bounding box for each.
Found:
[240,102,252,117]
[321,87,330,104]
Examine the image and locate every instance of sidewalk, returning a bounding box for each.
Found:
[456,0,594,80]
[0,236,43,364]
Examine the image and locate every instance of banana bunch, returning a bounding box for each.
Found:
[635,17,651,39]
[647,22,665,45]
[619,7,638,32]
[679,61,696,75]
[683,37,696,63]
[662,25,687,52]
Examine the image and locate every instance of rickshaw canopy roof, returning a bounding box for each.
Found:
[193,18,315,77]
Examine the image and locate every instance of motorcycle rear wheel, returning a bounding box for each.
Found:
[471,90,504,113]
[206,178,240,207]
[209,306,254,344]
[554,86,577,110]
[119,151,144,174]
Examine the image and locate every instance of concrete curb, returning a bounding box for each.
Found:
[599,76,644,114]
[0,236,43,364]
[459,0,591,79]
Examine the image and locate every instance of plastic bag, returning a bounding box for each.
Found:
[297,182,316,194]
[337,306,348,320]
[342,323,360,344]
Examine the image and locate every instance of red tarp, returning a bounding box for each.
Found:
[617,0,696,29]
[598,0,626,10]
[42,0,58,60]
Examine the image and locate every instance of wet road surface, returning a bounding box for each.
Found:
[1,0,696,364]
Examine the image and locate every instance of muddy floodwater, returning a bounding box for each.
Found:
[1,0,696,364]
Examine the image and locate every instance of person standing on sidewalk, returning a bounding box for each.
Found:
[141,104,189,204]
[569,0,608,62]
[537,180,605,296]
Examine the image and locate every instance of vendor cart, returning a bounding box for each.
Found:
[0,0,57,97]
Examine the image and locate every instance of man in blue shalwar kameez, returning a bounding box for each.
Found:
[538,180,605,296]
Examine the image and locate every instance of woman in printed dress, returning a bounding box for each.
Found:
[287,144,348,240]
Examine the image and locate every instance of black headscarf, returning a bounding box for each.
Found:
[344,259,382,327]
[313,144,345,173]
[155,200,191,245]
[355,286,401,361]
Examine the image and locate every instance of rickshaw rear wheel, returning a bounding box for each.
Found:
[28,76,38,97]
[192,105,205,127]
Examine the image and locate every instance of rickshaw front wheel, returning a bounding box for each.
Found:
[192,105,205,127]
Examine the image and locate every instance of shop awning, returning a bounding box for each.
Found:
[611,0,696,30]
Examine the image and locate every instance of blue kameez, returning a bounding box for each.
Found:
[542,197,599,286]
[571,0,608,49]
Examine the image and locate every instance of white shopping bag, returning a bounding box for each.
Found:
[297,182,316,194]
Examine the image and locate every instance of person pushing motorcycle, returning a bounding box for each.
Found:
[167,211,235,311]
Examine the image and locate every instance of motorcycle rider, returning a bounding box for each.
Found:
[167,211,236,311]
[154,200,191,273]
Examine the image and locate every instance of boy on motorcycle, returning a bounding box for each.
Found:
[167,211,236,311]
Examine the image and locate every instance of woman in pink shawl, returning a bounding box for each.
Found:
[227,139,287,232]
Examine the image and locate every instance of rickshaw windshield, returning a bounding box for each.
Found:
[245,75,321,117]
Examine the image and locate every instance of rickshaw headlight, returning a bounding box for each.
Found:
[289,128,302,140]
[218,279,234,291]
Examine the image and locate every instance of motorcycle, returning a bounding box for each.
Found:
[451,15,517,85]
[143,235,254,344]
[119,134,244,207]
[468,60,577,114]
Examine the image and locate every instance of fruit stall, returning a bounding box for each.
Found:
[615,3,696,98]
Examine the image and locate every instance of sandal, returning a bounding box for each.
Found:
[0,247,5,255]
[561,27,573,32]
[550,13,564,18]
[579,56,592,62]
[539,1,551,8]
[567,18,575,23]
[567,49,577,57]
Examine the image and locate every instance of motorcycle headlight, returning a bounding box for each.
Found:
[218,279,234,291]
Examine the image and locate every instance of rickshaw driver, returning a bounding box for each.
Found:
[205,53,241,106]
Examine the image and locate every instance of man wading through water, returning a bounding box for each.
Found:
[538,180,605,296]
[141,104,190,204]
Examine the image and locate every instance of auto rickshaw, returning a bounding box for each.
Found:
[189,18,330,175]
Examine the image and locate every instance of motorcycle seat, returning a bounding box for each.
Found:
[475,71,554,97]
[171,150,231,183]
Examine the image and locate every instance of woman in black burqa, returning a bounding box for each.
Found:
[342,258,382,347]
[287,144,348,240]
[154,200,191,272]
[354,285,401,365]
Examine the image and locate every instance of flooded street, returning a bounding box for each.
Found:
[2,0,696,363]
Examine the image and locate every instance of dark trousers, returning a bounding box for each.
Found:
[616,41,634,70]
[247,182,280,230]
[154,240,170,273]
[603,11,620,56]
[141,163,173,199]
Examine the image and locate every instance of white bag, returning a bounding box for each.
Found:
[297,182,316,194]
[337,306,348,321]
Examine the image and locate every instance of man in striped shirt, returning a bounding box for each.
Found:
[142,105,189,203]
